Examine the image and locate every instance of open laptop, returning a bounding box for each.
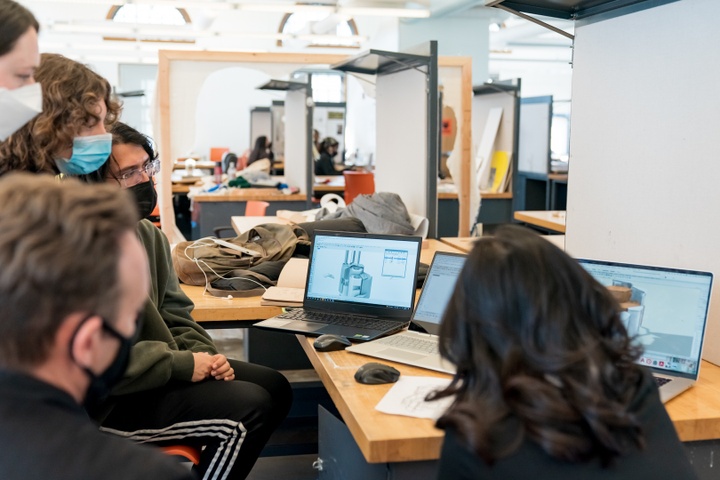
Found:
[253,230,422,342]
[346,251,467,373]
[578,258,713,403]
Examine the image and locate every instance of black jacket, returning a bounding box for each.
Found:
[437,368,698,480]
[0,370,195,480]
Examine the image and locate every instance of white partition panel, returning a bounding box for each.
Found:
[375,69,428,217]
[284,89,309,194]
[566,0,720,364]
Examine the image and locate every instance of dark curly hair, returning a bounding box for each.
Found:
[430,225,645,466]
[0,53,122,176]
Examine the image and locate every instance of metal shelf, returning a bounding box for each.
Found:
[485,0,676,20]
[257,79,309,92]
[331,49,430,76]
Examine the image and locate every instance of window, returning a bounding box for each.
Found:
[106,5,193,43]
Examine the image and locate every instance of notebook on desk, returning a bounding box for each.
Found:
[253,230,422,342]
[346,251,467,373]
[578,258,713,403]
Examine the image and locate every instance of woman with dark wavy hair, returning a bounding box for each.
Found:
[432,225,696,479]
[0,52,121,176]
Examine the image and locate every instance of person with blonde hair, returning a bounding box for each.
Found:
[0,52,120,176]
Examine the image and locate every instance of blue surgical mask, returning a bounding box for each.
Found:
[54,133,113,175]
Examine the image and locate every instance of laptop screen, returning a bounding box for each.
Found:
[412,252,467,335]
[304,231,421,316]
[578,259,713,379]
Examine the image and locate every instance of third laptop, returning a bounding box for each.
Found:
[346,251,467,373]
[253,230,422,342]
[578,258,713,403]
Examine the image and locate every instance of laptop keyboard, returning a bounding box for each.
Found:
[278,309,401,331]
[654,376,672,387]
[376,334,439,355]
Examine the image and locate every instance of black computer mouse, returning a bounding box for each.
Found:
[354,362,401,385]
[313,334,352,352]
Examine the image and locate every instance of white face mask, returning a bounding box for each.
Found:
[0,83,43,141]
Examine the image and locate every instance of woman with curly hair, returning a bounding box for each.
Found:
[431,225,697,479]
[0,52,121,176]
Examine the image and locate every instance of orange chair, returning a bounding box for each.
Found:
[245,200,269,216]
[212,201,270,238]
[149,204,161,228]
[343,171,375,205]
[160,444,201,465]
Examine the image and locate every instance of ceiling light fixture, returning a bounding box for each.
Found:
[35,0,430,18]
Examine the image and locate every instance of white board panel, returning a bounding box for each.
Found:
[566,0,720,365]
[375,69,428,217]
[518,98,551,175]
[284,89,308,194]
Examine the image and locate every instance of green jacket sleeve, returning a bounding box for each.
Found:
[112,220,218,395]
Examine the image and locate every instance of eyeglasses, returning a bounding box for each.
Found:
[116,159,160,188]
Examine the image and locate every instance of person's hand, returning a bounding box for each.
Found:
[191,352,214,382]
[210,354,235,381]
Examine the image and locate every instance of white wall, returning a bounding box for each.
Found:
[566,0,720,365]
[398,10,490,84]
[194,67,275,159]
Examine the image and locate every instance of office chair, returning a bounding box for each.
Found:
[343,171,375,205]
[221,152,238,174]
[212,200,270,238]
[244,200,269,216]
[160,444,201,465]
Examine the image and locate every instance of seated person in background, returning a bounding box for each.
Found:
[0,52,120,176]
[81,121,292,480]
[314,136,344,176]
[431,225,698,480]
[247,135,273,166]
[0,173,194,480]
[0,0,41,141]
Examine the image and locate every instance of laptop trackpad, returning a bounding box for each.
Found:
[291,321,326,332]
[379,348,426,361]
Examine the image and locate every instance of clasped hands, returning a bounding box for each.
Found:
[192,352,235,382]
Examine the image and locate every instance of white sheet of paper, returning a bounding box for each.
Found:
[375,376,454,420]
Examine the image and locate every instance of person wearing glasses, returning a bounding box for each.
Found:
[79,122,293,480]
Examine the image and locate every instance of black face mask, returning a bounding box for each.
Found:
[70,315,134,411]
[127,180,157,220]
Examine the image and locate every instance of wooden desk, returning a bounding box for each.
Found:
[192,189,308,238]
[298,335,449,464]
[514,210,567,233]
[666,360,720,442]
[174,160,216,171]
[181,284,282,323]
[192,188,306,203]
[314,175,345,193]
[441,235,566,253]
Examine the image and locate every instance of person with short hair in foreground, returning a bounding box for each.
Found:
[0,173,194,480]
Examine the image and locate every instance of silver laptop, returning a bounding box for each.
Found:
[578,258,713,403]
[253,230,422,342]
[346,251,466,373]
